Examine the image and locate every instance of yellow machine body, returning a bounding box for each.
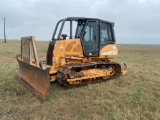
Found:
[49,38,118,74]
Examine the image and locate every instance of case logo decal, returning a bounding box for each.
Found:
[101,51,117,55]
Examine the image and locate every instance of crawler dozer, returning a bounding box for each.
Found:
[16,17,127,101]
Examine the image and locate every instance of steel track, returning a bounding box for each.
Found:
[56,62,121,88]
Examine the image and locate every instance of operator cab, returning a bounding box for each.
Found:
[50,17,115,57]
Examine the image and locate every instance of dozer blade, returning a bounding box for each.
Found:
[16,59,50,101]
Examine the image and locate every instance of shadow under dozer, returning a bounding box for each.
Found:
[16,36,50,101]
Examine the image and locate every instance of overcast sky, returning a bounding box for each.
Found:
[0,0,160,44]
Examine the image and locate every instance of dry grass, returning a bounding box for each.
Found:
[0,41,160,120]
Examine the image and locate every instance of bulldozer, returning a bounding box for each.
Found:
[16,17,127,101]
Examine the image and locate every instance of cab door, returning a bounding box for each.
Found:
[81,20,99,56]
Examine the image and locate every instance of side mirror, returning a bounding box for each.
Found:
[61,34,67,39]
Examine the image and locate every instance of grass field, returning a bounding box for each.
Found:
[0,41,160,120]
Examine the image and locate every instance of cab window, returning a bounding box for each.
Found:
[100,22,114,45]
